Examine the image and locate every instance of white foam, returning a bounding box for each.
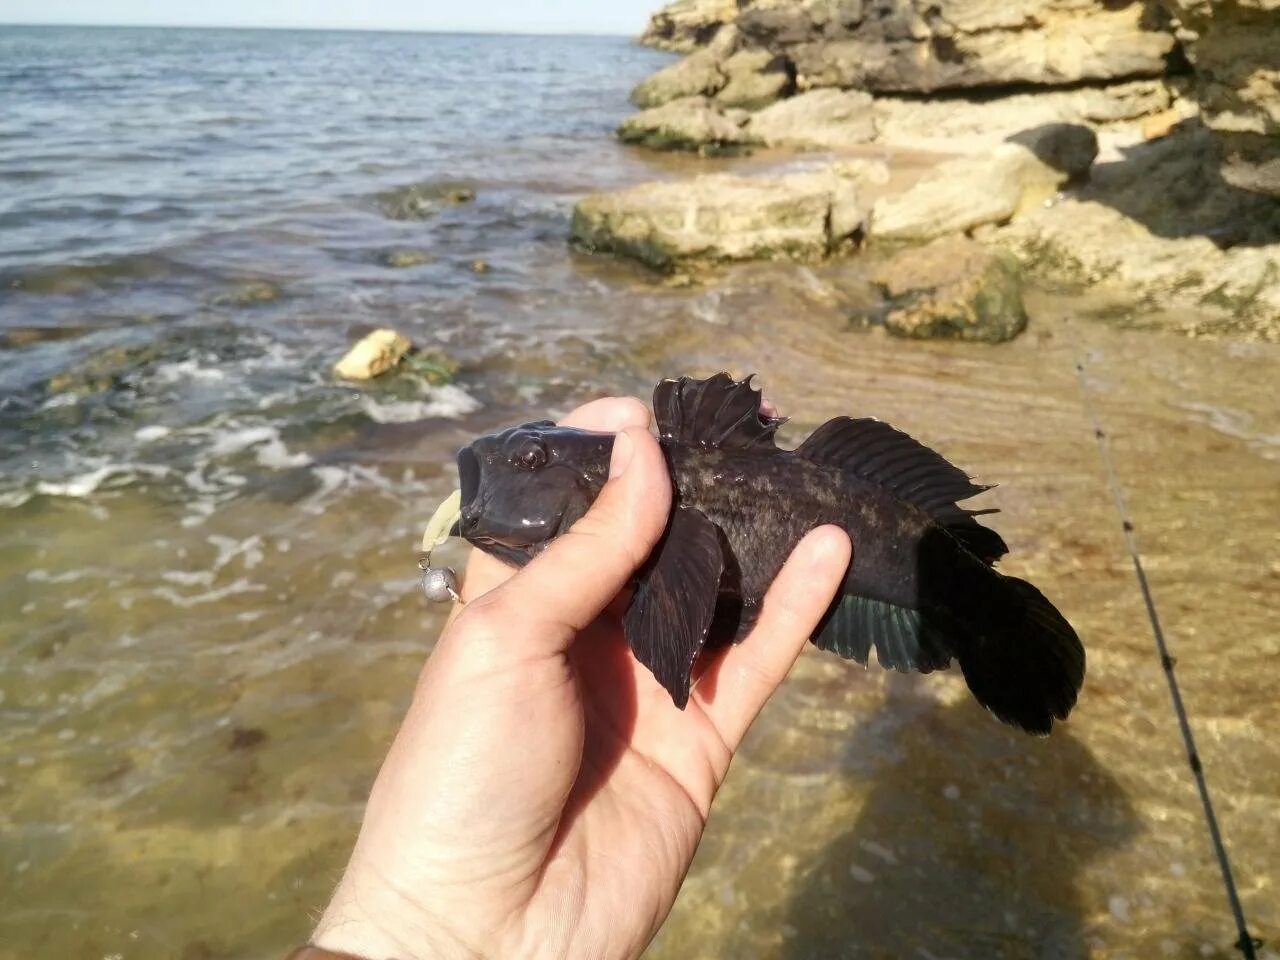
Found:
[134,425,172,442]
[36,466,116,498]
[0,490,31,509]
[34,462,169,499]
[360,383,480,424]
[153,577,265,608]
[155,359,226,384]
[161,569,215,588]
[207,534,264,572]
[206,424,311,468]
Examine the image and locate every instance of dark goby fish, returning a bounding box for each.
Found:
[454,374,1084,735]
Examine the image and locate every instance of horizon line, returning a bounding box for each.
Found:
[0,21,639,38]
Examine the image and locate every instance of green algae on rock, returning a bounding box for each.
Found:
[376,180,476,221]
[617,96,758,154]
[872,237,1028,343]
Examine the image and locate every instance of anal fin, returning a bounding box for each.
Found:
[813,594,956,674]
[624,506,725,708]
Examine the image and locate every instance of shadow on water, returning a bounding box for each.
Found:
[780,676,1142,960]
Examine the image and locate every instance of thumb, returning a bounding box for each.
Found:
[465,425,672,653]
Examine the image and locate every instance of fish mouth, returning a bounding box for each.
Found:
[456,446,481,534]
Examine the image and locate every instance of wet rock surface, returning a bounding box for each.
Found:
[872,237,1028,342]
[375,181,476,221]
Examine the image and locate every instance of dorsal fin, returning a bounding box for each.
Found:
[796,416,1008,564]
[653,374,785,451]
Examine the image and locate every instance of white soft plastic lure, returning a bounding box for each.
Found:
[419,489,463,603]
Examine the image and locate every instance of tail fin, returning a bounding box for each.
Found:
[955,576,1085,735]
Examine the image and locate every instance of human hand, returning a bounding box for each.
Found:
[312,397,852,960]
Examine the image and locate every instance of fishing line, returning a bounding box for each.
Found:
[1073,359,1260,959]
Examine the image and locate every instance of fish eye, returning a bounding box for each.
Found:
[515,440,547,471]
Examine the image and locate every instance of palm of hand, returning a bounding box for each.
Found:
[314,398,849,960]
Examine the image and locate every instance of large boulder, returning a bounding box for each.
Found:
[872,237,1028,343]
[990,125,1280,340]
[870,124,1099,240]
[618,97,757,153]
[570,169,867,270]
[1156,0,1280,196]
[653,0,1177,95]
[746,88,877,149]
[714,48,794,109]
[639,0,739,52]
[631,25,740,108]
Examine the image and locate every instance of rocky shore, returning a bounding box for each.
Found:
[578,0,1280,341]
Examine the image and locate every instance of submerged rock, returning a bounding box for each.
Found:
[381,249,436,269]
[871,124,1098,241]
[334,329,412,381]
[209,280,282,307]
[872,237,1027,343]
[747,88,876,149]
[618,96,756,153]
[376,181,476,221]
[571,169,866,271]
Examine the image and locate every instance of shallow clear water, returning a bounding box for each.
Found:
[1,25,1278,960]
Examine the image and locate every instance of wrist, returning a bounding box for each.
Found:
[313,872,475,960]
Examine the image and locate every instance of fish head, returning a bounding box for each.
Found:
[455,420,614,565]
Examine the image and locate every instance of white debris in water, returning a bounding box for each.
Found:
[943,784,961,800]
[858,839,898,864]
[236,611,262,622]
[27,568,90,584]
[208,534,264,572]
[1108,895,1131,923]
[134,425,171,442]
[161,570,215,588]
[360,383,480,424]
[154,578,265,608]
[848,863,876,883]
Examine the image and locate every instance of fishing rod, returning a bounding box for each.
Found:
[1074,360,1261,960]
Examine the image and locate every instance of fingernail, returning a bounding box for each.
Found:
[609,431,634,479]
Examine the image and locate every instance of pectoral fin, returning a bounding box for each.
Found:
[623,506,725,709]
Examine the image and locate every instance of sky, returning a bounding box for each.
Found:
[0,0,657,35]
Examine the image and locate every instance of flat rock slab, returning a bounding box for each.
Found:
[571,170,866,270]
[747,88,877,149]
